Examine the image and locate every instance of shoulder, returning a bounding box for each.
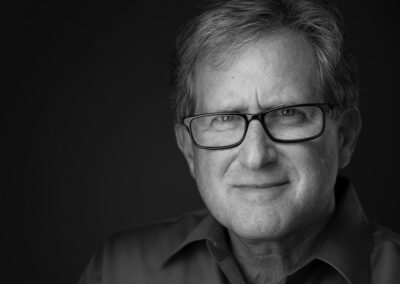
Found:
[78,209,209,283]
[107,208,208,256]
[370,222,400,283]
[371,222,400,251]
[98,209,208,268]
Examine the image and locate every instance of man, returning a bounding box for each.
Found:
[79,0,400,283]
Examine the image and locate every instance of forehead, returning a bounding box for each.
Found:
[192,30,319,113]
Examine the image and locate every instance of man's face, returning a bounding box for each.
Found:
[177,30,357,241]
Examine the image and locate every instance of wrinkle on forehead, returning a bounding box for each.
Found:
[199,28,314,72]
[193,29,319,114]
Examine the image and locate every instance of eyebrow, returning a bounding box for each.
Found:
[208,106,244,113]
[207,102,301,113]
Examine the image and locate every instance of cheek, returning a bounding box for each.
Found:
[288,136,340,205]
[192,149,235,214]
[192,149,228,192]
[315,132,340,175]
[278,139,336,177]
[305,128,339,171]
[305,143,337,177]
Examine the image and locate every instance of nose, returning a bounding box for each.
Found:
[238,119,277,169]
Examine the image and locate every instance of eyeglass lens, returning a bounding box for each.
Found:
[189,105,324,148]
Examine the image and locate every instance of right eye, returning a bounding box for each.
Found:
[209,115,242,130]
[215,115,237,122]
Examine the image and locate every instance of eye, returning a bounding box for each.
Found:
[208,114,242,130]
[266,106,308,126]
[217,115,237,122]
[279,108,298,116]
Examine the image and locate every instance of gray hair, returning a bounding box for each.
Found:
[170,0,359,123]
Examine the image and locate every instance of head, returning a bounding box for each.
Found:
[172,0,361,241]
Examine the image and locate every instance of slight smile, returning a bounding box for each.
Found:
[233,181,289,190]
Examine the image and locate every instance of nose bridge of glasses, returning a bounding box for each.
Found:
[244,113,264,124]
[244,113,271,139]
[239,113,277,166]
[248,112,268,126]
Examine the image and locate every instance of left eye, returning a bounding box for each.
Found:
[267,107,307,124]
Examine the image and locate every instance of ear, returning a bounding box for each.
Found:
[175,124,196,178]
[337,109,362,169]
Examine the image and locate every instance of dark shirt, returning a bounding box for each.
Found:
[78,177,400,284]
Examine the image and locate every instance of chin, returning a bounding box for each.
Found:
[229,222,288,241]
[222,207,289,241]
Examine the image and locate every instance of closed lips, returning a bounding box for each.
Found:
[233,181,289,188]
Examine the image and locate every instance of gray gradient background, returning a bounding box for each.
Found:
[3,1,400,283]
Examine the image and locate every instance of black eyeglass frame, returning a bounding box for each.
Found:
[182,103,335,150]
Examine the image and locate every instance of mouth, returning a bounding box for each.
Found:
[233,181,289,190]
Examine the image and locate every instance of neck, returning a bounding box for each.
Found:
[228,211,334,284]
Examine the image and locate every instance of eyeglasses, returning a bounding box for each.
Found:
[183,103,334,150]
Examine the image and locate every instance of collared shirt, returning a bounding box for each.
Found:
[78,177,400,284]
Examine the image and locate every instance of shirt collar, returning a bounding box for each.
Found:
[161,210,226,267]
[162,176,373,284]
[313,176,372,284]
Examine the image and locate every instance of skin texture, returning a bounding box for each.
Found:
[176,29,361,283]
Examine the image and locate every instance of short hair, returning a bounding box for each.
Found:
[170,0,359,123]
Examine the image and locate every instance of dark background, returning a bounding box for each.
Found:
[3,1,400,283]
